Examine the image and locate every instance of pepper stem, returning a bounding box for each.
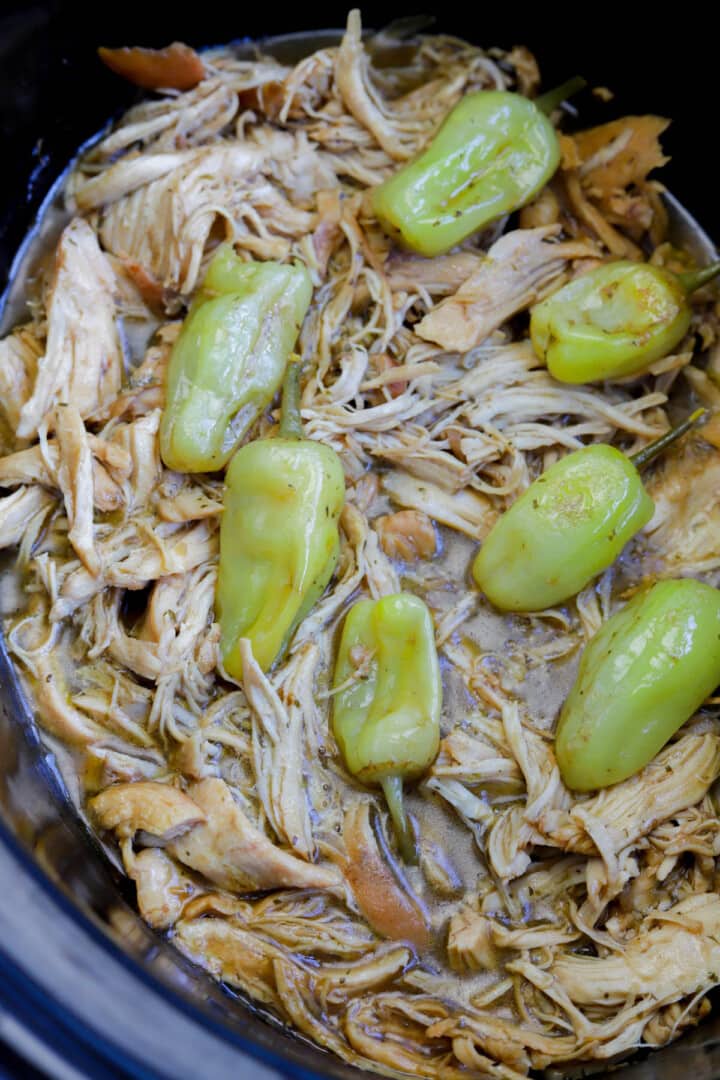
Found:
[677,260,720,295]
[535,76,587,116]
[279,354,304,439]
[630,407,707,470]
[381,775,417,865]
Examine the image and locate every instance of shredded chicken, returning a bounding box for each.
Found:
[416,227,595,352]
[54,405,99,575]
[92,139,319,295]
[90,780,206,841]
[127,848,197,929]
[1,11,718,1079]
[644,436,720,574]
[167,777,341,891]
[552,894,720,1005]
[0,326,42,446]
[17,219,122,439]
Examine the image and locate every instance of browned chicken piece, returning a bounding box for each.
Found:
[570,116,669,197]
[563,173,642,258]
[312,189,344,277]
[17,219,123,439]
[54,404,99,575]
[98,42,206,91]
[555,116,670,255]
[416,226,594,352]
[385,251,482,297]
[175,918,282,1008]
[343,801,430,950]
[447,907,499,972]
[90,780,206,841]
[167,778,341,892]
[374,510,437,561]
[128,849,196,930]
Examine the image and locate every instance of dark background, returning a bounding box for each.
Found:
[0,0,717,290]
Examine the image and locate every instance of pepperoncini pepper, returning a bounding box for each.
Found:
[332,593,442,864]
[217,359,345,675]
[372,78,584,258]
[556,579,720,791]
[160,244,312,473]
[530,259,720,384]
[472,409,704,613]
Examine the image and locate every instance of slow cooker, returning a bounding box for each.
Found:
[2,3,720,1076]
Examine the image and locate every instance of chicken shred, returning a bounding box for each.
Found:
[54,405,99,575]
[17,219,122,439]
[416,227,596,352]
[167,777,341,892]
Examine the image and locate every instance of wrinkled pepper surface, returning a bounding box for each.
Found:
[372,79,583,258]
[332,593,442,863]
[556,579,720,790]
[472,410,704,612]
[530,258,720,384]
[160,245,312,472]
[217,359,345,675]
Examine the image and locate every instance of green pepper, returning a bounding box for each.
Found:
[530,259,720,384]
[332,593,442,863]
[372,78,583,258]
[160,244,312,473]
[217,359,345,675]
[556,579,720,790]
[472,410,704,613]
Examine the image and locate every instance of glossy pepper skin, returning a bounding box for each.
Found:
[556,579,720,791]
[217,362,345,675]
[372,91,561,258]
[530,259,720,384]
[332,593,442,863]
[160,245,312,473]
[473,444,654,612]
